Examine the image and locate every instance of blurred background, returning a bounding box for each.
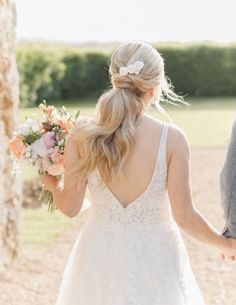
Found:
[0,0,236,304]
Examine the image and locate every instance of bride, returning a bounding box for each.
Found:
[41,40,236,305]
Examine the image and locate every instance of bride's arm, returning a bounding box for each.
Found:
[166,125,236,256]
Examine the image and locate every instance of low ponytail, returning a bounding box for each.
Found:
[68,85,146,190]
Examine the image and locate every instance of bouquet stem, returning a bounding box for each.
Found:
[38,189,57,213]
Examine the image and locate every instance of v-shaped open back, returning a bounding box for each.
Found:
[95,122,170,209]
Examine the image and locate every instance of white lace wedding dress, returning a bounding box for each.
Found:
[55,122,206,305]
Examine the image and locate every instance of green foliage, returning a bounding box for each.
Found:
[81,52,110,97]
[59,52,109,99]
[16,43,236,107]
[59,52,85,99]
[24,131,41,144]
[158,44,236,96]
[16,46,66,106]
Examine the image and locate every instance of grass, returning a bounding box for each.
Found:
[19,96,235,249]
[163,97,235,147]
[22,207,73,249]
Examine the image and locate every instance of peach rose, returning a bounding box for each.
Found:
[56,120,67,130]
[56,119,75,131]
[9,136,26,159]
[43,105,56,115]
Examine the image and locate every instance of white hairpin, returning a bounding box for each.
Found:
[119,60,144,76]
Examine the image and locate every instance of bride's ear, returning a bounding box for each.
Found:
[149,87,156,97]
[150,86,161,98]
[146,87,157,101]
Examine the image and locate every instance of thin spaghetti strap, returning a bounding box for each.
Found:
[159,122,169,147]
[159,122,170,168]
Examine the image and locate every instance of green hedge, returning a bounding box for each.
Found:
[159,45,236,96]
[17,46,65,106]
[16,43,236,106]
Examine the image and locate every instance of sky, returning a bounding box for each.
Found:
[15,0,236,44]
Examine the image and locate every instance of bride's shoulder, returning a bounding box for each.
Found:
[144,115,187,138]
[168,122,187,139]
[167,123,190,157]
[71,114,94,131]
[75,114,94,126]
[67,114,93,143]
[142,114,164,128]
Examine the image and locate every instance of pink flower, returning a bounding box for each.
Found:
[35,158,43,168]
[50,147,64,164]
[42,132,55,149]
[42,157,64,176]
[47,163,64,176]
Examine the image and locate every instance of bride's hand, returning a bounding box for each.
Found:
[220,237,236,261]
[40,173,58,193]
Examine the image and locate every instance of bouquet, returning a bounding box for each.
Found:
[9,100,80,213]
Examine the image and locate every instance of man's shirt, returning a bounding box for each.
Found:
[220,118,236,237]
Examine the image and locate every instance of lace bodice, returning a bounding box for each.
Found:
[86,122,172,225]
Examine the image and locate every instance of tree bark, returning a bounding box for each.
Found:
[0,0,22,271]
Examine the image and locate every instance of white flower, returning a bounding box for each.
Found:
[18,118,40,136]
[119,66,129,75]
[25,146,32,158]
[128,65,136,74]
[50,111,61,123]
[57,139,64,146]
[119,60,144,76]
[41,114,49,122]
[134,60,144,71]
[31,138,49,159]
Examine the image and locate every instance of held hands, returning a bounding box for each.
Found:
[220,237,236,261]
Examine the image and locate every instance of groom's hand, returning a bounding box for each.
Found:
[219,226,236,261]
[220,252,236,261]
[219,235,236,261]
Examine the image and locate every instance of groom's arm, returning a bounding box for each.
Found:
[220,118,236,238]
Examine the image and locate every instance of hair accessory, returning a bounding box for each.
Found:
[119,60,144,76]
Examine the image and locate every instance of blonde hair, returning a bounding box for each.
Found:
[68,40,186,190]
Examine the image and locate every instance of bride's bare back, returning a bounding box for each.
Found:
[97,114,167,208]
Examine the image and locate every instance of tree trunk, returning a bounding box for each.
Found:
[0,0,22,271]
